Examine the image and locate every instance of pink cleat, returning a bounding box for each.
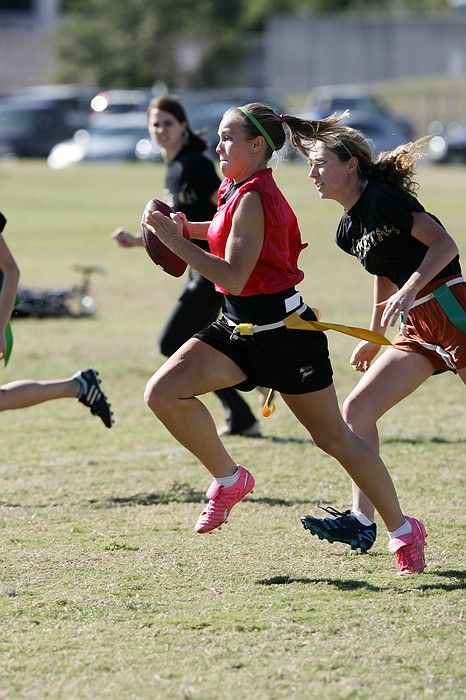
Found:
[195,465,255,534]
[388,515,427,576]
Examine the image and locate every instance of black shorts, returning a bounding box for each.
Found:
[193,308,333,394]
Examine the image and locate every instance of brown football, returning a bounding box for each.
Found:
[141,199,190,277]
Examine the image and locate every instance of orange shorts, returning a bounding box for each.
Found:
[391,276,466,373]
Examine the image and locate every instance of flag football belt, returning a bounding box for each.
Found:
[225,303,392,346]
[4,321,13,366]
[410,276,466,332]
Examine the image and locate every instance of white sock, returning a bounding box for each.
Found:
[388,519,412,539]
[351,510,374,527]
[215,467,240,488]
[73,374,85,399]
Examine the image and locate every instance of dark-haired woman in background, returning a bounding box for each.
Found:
[111,95,260,437]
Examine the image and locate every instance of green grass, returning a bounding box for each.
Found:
[0,159,465,699]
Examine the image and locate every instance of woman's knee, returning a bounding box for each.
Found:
[342,392,371,430]
[311,424,350,457]
[144,374,170,415]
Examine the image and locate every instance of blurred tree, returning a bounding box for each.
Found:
[56,0,188,87]
[56,0,260,88]
[55,0,451,88]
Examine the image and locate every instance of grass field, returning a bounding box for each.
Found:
[0,159,465,699]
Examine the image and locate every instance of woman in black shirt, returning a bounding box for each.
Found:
[298,126,465,553]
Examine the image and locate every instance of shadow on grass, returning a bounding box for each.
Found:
[398,569,466,593]
[225,434,312,445]
[263,436,313,445]
[85,479,328,509]
[256,575,385,591]
[382,436,466,445]
[249,496,325,507]
[90,483,205,508]
[92,490,326,509]
[257,569,465,593]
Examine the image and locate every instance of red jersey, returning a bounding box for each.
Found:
[208,168,307,296]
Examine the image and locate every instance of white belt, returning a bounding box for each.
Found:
[285,291,301,312]
[224,303,308,335]
[410,276,464,309]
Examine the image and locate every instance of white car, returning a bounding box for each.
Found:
[47,112,161,168]
[427,119,466,164]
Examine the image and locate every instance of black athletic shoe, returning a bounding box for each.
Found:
[300,506,377,553]
[73,368,114,428]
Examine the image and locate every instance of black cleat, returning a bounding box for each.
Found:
[301,506,377,553]
[74,368,114,428]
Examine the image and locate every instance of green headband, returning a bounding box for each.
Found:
[238,107,277,152]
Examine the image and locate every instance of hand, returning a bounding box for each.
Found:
[377,286,417,328]
[110,228,142,247]
[175,211,190,233]
[350,341,381,372]
[143,210,184,245]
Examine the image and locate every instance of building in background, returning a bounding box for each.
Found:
[264,13,466,93]
[263,11,466,132]
[0,0,60,92]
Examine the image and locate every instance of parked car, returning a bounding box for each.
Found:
[12,84,97,121]
[177,87,288,113]
[89,89,153,117]
[427,119,466,164]
[306,85,415,142]
[47,113,161,168]
[0,90,95,158]
[296,109,410,158]
[342,111,413,155]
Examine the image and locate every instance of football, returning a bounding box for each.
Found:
[141,199,190,277]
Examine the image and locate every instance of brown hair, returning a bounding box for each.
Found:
[307,123,428,196]
[147,94,208,153]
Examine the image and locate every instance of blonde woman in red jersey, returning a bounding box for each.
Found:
[142,103,426,576]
